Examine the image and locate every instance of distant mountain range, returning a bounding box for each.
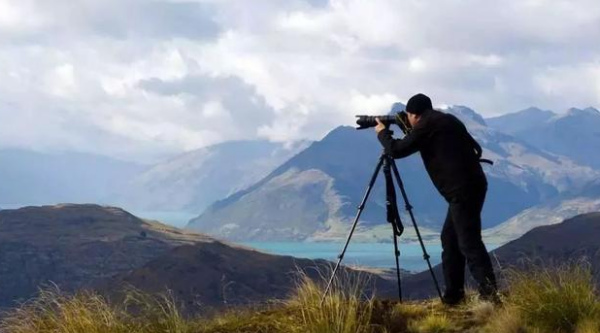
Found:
[187,105,598,241]
[0,140,308,216]
[118,140,309,213]
[0,149,143,205]
[487,107,600,168]
[486,107,556,134]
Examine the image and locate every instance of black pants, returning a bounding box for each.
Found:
[441,184,497,296]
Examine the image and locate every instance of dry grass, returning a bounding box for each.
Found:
[483,307,526,333]
[408,312,453,333]
[0,287,133,333]
[506,263,600,333]
[2,264,600,333]
[288,270,375,333]
[469,300,496,324]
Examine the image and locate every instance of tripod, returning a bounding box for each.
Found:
[321,152,442,303]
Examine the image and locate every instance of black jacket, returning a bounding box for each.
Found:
[377,109,487,201]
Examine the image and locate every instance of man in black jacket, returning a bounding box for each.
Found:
[375,93,498,305]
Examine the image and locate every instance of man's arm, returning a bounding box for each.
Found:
[377,127,423,158]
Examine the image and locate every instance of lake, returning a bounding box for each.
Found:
[242,241,499,273]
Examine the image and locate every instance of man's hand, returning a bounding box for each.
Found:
[375,118,386,134]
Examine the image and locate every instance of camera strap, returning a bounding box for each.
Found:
[479,158,494,165]
[470,134,494,165]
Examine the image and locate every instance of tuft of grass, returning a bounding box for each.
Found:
[287,270,374,333]
[0,287,132,333]
[123,288,198,333]
[0,287,199,333]
[505,263,600,333]
[483,306,526,333]
[408,312,453,333]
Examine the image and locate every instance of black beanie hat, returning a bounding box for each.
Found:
[406,93,432,115]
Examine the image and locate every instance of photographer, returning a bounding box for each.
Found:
[375,93,498,305]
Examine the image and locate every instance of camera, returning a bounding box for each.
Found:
[355,111,412,134]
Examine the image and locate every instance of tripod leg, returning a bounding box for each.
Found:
[383,155,404,301]
[321,155,385,305]
[392,224,403,301]
[389,158,443,301]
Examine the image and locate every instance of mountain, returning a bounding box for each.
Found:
[488,107,600,169]
[119,140,310,213]
[187,105,598,241]
[0,204,211,308]
[0,149,143,205]
[486,107,556,135]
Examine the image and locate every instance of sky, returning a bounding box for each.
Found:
[1,0,600,162]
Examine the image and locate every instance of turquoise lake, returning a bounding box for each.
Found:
[242,242,441,272]
[242,242,500,273]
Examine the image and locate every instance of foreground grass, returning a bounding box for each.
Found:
[484,263,600,333]
[2,264,599,333]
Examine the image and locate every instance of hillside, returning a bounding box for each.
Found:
[187,105,598,241]
[0,204,211,308]
[98,241,396,310]
[0,204,394,311]
[492,212,600,269]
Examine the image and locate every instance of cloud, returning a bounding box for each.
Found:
[1,0,600,161]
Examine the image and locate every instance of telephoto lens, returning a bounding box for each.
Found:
[355,112,412,134]
[355,115,397,130]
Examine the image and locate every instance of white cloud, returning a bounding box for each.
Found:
[1,0,600,162]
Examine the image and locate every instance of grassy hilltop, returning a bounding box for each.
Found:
[2,265,599,333]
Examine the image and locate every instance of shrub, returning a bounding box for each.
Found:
[287,270,374,333]
[505,263,600,332]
